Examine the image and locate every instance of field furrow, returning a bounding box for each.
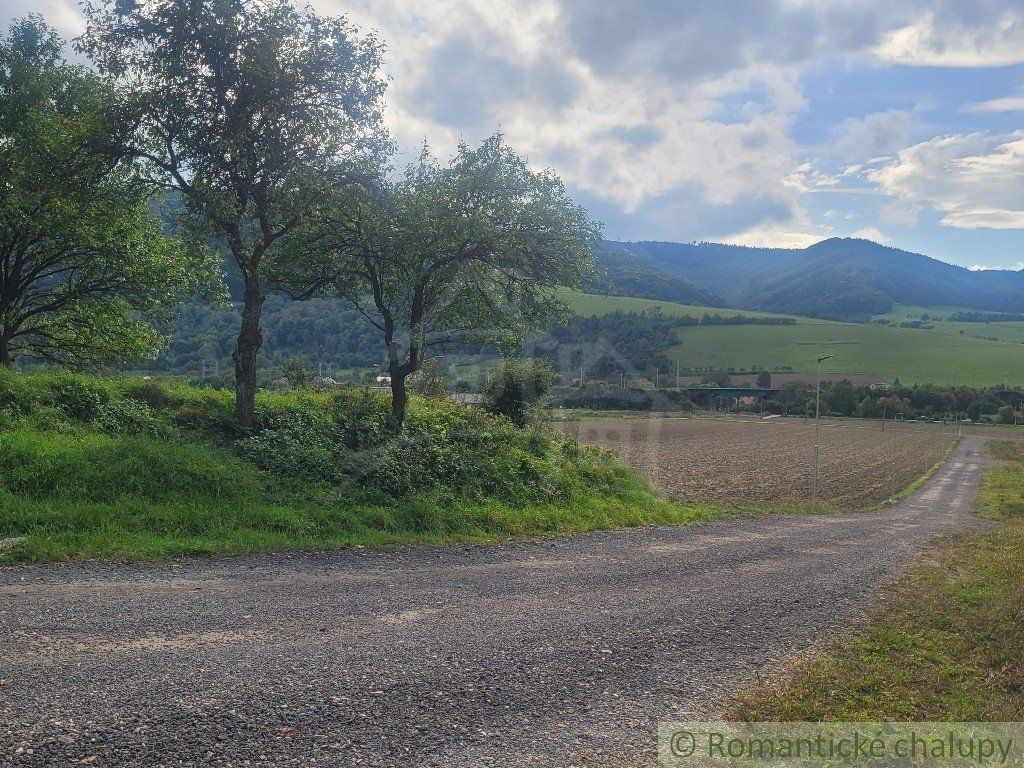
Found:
[560,415,956,509]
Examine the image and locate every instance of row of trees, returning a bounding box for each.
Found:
[748,380,1024,421]
[1,2,600,431]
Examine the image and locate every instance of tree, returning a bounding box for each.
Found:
[483,360,556,427]
[280,354,308,387]
[826,379,858,416]
[82,0,389,427]
[409,357,449,398]
[967,401,985,422]
[0,17,211,368]
[756,370,772,388]
[272,135,601,430]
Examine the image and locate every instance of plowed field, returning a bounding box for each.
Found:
[560,415,956,509]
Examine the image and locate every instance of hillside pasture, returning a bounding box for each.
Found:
[560,415,955,510]
[667,321,1024,386]
[566,292,1024,386]
[873,304,1024,345]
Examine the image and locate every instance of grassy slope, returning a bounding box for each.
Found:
[568,291,1024,385]
[730,440,1024,721]
[874,303,1024,344]
[564,291,786,320]
[0,374,726,563]
[0,426,723,563]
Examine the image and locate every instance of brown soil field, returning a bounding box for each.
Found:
[559,415,957,509]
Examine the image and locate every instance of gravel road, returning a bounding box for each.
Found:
[1,437,990,767]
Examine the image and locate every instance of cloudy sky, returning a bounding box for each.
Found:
[10,0,1024,268]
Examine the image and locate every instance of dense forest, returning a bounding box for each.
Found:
[604,238,1024,321]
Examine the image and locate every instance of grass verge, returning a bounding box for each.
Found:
[730,440,1024,721]
[0,425,724,564]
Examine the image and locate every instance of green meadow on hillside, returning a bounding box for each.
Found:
[567,292,1024,385]
[874,304,1024,344]
[564,291,786,320]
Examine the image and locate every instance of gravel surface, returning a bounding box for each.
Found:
[0,437,990,768]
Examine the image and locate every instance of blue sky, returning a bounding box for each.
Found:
[8,0,1024,269]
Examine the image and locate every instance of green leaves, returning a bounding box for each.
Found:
[270,133,601,428]
[0,17,217,368]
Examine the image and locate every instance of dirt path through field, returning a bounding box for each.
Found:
[0,438,989,767]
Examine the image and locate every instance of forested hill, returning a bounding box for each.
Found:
[602,237,1024,320]
[587,245,725,306]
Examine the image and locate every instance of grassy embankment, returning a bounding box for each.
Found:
[0,371,723,564]
[731,440,1024,721]
[565,292,1024,386]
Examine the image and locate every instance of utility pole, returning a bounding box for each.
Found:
[675,361,680,388]
[812,354,835,506]
[580,366,584,388]
[890,430,897,502]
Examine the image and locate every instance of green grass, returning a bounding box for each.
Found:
[729,440,1024,721]
[667,321,1023,384]
[0,426,723,563]
[564,292,1024,385]
[873,304,1024,345]
[565,291,787,320]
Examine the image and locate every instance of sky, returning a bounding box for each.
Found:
[8,0,1024,269]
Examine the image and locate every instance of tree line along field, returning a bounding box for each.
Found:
[872,304,1024,344]
[559,415,956,510]
[565,292,1024,386]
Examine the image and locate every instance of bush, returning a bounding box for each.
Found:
[169,390,237,437]
[235,430,342,483]
[48,374,110,420]
[93,399,165,438]
[330,389,392,450]
[123,379,173,409]
[483,360,555,427]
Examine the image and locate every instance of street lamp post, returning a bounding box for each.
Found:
[812,354,835,506]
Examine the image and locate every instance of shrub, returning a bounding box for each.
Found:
[48,374,110,421]
[483,360,555,427]
[235,430,343,484]
[93,399,164,438]
[330,389,392,450]
[122,379,173,409]
[169,390,237,437]
[0,369,39,416]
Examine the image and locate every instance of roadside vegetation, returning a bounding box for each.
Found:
[0,370,718,564]
[731,440,1024,721]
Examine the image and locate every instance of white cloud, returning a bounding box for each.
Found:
[869,131,1024,230]
[850,226,888,243]
[8,0,1024,247]
[964,96,1024,113]
[970,262,1024,271]
[834,110,913,161]
[875,11,1024,67]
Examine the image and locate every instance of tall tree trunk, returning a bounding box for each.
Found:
[233,280,264,429]
[389,367,407,434]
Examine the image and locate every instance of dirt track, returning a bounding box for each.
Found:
[0,438,989,767]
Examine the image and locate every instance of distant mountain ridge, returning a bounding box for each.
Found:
[598,237,1024,320]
